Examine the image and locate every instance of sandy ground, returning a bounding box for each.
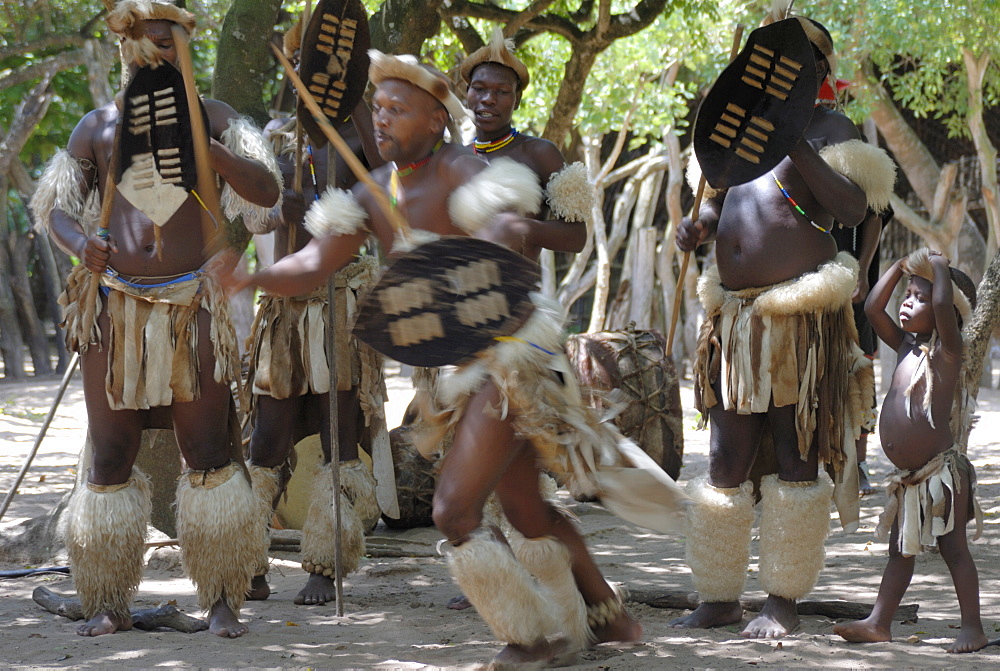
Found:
[2,361,1000,669]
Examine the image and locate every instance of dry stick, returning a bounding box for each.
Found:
[321,136,345,619]
[269,43,410,240]
[0,353,80,524]
[666,25,744,353]
[171,25,226,259]
[289,0,312,255]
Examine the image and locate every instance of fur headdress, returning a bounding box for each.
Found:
[460,27,530,91]
[368,50,471,139]
[760,1,837,76]
[104,1,195,81]
[283,14,304,60]
[900,247,975,327]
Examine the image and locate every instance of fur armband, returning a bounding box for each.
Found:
[29,149,97,234]
[686,153,725,201]
[448,158,542,234]
[220,117,284,234]
[304,187,367,238]
[545,162,592,223]
[819,140,896,213]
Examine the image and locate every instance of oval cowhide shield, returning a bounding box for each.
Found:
[298,0,371,146]
[116,64,207,227]
[694,18,818,190]
[353,237,540,368]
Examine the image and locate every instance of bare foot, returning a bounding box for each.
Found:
[208,599,248,638]
[668,601,743,629]
[858,464,877,496]
[494,637,572,666]
[741,596,798,639]
[947,627,988,653]
[592,608,642,644]
[294,573,335,606]
[76,610,133,637]
[833,618,891,643]
[446,594,472,611]
[247,574,270,601]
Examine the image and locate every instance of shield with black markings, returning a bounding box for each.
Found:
[353,237,540,367]
[297,0,371,144]
[116,64,207,227]
[693,19,818,189]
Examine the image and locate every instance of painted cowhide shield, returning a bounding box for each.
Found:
[116,64,206,227]
[353,237,540,368]
[298,0,371,145]
[694,19,818,189]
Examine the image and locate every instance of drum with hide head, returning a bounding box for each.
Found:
[353,236,540,368]
[298,0,371,145]
[116,63,207,227]
[694,18,818,190]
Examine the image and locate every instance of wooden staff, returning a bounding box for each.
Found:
[270,42,410,239]
[666,25,744,353]
[171,25,226,259]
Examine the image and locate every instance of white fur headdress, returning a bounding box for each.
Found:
[460,27,530,90]
[104,1,195,84]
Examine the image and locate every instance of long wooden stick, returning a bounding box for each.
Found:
[171,25,226,258]
[666,25,744,353]
[270,42,409,237]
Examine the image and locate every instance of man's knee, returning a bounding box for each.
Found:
[432,491,483,542]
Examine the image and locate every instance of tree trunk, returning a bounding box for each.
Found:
[0,256,26,379]
[6,235,52,375]
[963,49,999,258]
[371,0,445,54]
[543,46,598,149]
[212,0,283,127]
[32,233,70,372]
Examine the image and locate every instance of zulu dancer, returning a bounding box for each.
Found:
[224,52,688,665]
[30,0,280,638]
[671,9,895,638]
[244,12,390,606]
[434,28,592,614]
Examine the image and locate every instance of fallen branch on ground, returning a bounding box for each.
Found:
[32,586,208,633]
[628,589,919,622]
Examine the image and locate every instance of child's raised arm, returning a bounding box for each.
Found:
[865,258,906,351]
[929,253,963,359]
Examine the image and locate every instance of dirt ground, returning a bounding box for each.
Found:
[2,361,1000,669]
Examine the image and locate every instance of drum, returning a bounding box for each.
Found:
[566,326,684,480]
[381,425,436,529]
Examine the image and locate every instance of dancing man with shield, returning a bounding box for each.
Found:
[225,49,689,664]
[671,7,895,639]
[30,0,281,638]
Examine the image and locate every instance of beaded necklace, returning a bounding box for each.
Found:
[474,127,518,154]
[771,171,831,234]
[390,139,444,208]
[306,145,320,201]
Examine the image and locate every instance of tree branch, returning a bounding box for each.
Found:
[439,0,585,42]
[0,74,55,176]
[0,50,86,92]
[0,34,85,60]
[505,0,557,35]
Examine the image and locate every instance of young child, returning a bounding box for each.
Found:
[833,248,986,653]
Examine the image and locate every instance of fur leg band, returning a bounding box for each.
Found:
[339,458,380,534]
[684,477,755,603]
[64,468,151,622]
[248,463,284,576]
[176,461,260,614]
[511,534,593,650]
[301,462,366,577]
[445,530,559,646]
[758,473,834,600]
